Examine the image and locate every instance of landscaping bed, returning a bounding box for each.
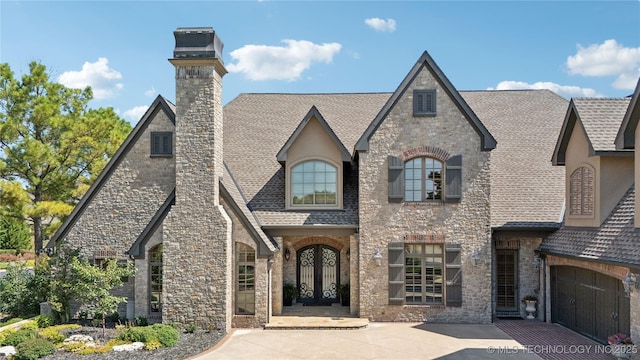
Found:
[40,325,224,360]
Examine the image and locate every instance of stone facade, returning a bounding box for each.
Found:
[358,66,492,323]
[163,56,233,331]
[61,105,176,320]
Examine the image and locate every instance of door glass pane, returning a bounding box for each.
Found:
[299,248,315,299]
[322,248,337,299]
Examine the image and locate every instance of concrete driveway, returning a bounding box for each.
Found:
[191,322,540,360]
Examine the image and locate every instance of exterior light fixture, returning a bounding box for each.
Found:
[373,250,383,266]
[532,254,541,270]
[623,272,637,296]
[284,248,290,261]
[470,250,481,266]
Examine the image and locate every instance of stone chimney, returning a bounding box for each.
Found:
[163,27,232,331]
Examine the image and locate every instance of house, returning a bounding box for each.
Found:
[540,78,640,344]
[46,27,568,331]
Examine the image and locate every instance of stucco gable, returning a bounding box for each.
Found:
[615,78,640,149]
[276,106,351,164]
[553,97,631,166]
[47,95,175,248]
[354,51,496,153]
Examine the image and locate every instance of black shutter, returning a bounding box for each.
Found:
[388,242,405,305]
[388,155,404,203]
[445,244,462,307]
[445,155,462,203]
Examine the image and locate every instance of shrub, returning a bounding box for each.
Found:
[0,264,40,317]
[0,216,32,251]
[134,316,148,326]
[37,327,65,344]
[35,315,53,329]
[185,323,197,333]
[151,323,179,347]
[106,312,121,323]
[14,338,56,360]
[2,327,38,346]
[144,340,163,351]
[117,324,179,348]
[117,326,156,343]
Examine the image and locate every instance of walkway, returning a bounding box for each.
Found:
[192,317,620,360]
[494,319,613,360]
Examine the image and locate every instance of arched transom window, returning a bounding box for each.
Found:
[291,160,337,206]
[405,157,443,201]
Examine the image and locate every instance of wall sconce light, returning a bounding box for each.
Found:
[532,254,541,270]
[470,250,481,266]
[623,272,638,296]
[346,248,350,261]
[373,250,383,266]
[284,248,290,261]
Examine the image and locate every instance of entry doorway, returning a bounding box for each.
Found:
[496,249,519,316]
[296,245,340,305]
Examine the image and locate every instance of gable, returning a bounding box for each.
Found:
[554,98,632,166]
[47,96,176,248]
[615,78,640,149]
[276,106,350,164]
[355,51,496,153]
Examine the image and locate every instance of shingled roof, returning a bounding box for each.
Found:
[553,97,632,165]
[223,90,567,229]
[223,93,390,227]
[461,90,568,229]
[539,185,640,269]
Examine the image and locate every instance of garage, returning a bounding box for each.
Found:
[551,266,630,344]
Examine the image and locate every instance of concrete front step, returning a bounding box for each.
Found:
[264,316,369,330]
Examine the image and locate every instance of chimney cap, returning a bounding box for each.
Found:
[173,27,223,62]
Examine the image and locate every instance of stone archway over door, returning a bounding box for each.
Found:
[297,245,340,305]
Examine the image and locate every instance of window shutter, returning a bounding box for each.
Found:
[445,155,462,203]
[388,156,405,203]
[388,242,405,305]
[445,244,462,307]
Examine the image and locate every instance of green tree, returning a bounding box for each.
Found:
[72,256,134,337]
[0,215,32,250]
[0,262,46,317]
[0,62,132,251]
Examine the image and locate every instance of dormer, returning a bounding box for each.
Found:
[553,97,633,227]
[615,78,640,227]
[277,106,351,210]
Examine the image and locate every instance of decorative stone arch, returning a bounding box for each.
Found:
[293,236,345,252]
[398,145,451,162]
[546,255,629,280]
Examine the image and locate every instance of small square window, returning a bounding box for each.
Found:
[414,89,436,116]
[151,132,173,157]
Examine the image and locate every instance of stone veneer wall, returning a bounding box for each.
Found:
[358,66,492,323]
[221,197,269,328]
[163,61,233,331]
[492,234,544,320]
[62,109,176,319]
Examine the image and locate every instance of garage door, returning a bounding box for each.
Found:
[551,266,630,344]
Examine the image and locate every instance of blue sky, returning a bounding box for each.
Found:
[2,1,639,124]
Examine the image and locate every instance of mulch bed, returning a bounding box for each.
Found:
[40,325,225,360]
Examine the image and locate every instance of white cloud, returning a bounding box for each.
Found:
[227,40,342,81]
[566,39,640,90]
[57,57,123,99]
[364,18,396,32]
[123,105,149,123]
[488,81,603,98]
[144,87,156,97]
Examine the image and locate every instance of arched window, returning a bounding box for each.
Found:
[291,160,337,206]
[149,244,163,313]
[405,157,443,201]
[236,243,255,315]
[569,166,594,216]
